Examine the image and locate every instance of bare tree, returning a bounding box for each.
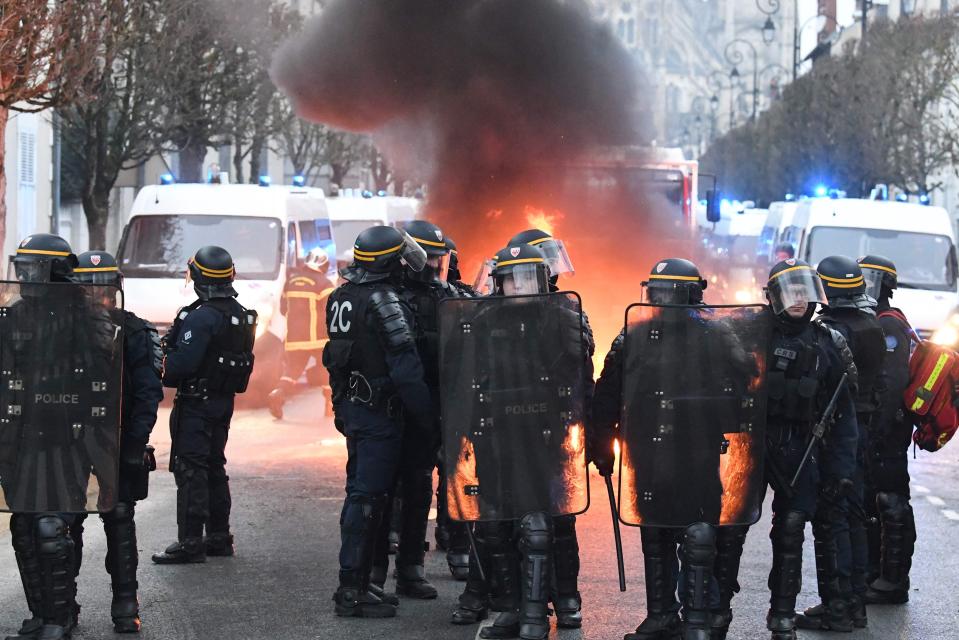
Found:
[59,1,162,249]
[0,0,117,249]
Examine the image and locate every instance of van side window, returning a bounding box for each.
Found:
[300,220,318,256]
[287,223,298,267]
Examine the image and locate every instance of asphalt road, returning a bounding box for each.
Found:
[1,388,957,639]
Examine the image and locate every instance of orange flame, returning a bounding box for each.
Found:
[524,205,563,237]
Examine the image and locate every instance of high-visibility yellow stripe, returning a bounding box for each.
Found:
[527,237,552,246]
[354,254,375,262]
[859,263,897,277]
[496,257,544,267]
[911,353,949,412]
[825,280,865,289]
[289,276,317,286]
[286,339,328,351]
[769,265,815,281]
[16,248,70,257]
[74,266,119,273]
[410,235,447,248]
[192,258,234,275]
[819,273,865,285]
[648,274,701,282]
[353,243,403,257]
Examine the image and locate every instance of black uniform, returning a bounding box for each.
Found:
[152,247,255,565]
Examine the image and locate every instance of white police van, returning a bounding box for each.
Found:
[117,180,335,400]
[786,196,959,342]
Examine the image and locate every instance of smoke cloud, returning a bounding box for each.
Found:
[273,0,697,359]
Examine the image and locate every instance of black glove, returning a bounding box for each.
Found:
[821,476,854,502]
[587,438,615,477]
[120,437,148,468]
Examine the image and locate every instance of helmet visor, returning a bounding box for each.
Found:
[644,281,691,305]
[500,263,546,296]
[399,230,428,272]
[427,253,450,283]
[767,266,828,315]
[861,267,886,301]
[74,269,120,285]
[533,238,574,276]
[10,257,52,284]
[473,260,494,295]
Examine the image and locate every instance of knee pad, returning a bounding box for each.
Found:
[341,494,385,534]
[683,523,717,565]
[482,520,515,550]
[519,512,552,554]
[771,511,805,553]
[35,515,72,558]
[877,492,909,519]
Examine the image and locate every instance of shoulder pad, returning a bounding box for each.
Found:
[603,330,626,368]
[816,321,859,388]
[581,310,596,356]
[145,322,163,376]
[370,288,417,355]
[123,310,147,334]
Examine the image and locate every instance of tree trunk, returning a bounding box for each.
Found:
[330,162,347,187]
[82,188,110,250]
[179,141,207,183]
[233,142,246,185]
[248,137,264,184]
[0,107,8,253]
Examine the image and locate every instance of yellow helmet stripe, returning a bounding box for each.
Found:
[353,242,403,257]
[859,263,897,276]
[410,235,447,248]
[527,237,552,246]
[824,279,866,289]
[192,258,234,276]
[496,257,544,267]
[819,273,865,285]
[768,265,815,281]
[74,266,119,273]
[648,274,701,281]
[16,248,70,257]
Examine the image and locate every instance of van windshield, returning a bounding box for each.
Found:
[806,226,957,291]
[119,215,283,280]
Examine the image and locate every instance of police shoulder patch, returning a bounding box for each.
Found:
[182,330,192,344]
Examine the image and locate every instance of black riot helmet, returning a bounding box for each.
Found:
[817,255,872,310]
[342,225,427,285]
[187,245,238,300]
[508,228,575,286]
[445,236,462,283]
[641,258,707,305]
[857,255,897,304]
[11,233,78,284]
[765,259,828,324]
[403,220,450,283]
[74,251,122,286]
[491,244,550,296]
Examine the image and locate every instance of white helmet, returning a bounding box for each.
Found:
[305,248,330,273]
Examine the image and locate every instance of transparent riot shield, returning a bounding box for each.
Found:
[440,292,589,522]
[618,304,770,528]
[0,281,123,513]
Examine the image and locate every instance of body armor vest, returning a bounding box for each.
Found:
[169,298,257,394]
[821,308,884,413]
[323,283,393,395]
[401,283,450,388]
[767,323,827,425]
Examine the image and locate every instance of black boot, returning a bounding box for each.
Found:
[711,525,747,640]
[680,523,717,640]
[446,522,471,581]
[34,516,79,640]
[551,515,582,629]
[452,528,490,625]
[481,524,521,639]
[767,511,805,640]
[797,510,852,631]
[708,610,732,640]
[865,492,914,605]
[103,502,141,633]
[333,572,396,619]
[517,513,551,640]
[395,564,438,599]
[626,528,681,640]
[9,515,43,640]
[151,539,205,564]
[480,612,521,639]
[267,388,285,419]
[204,532,235,557]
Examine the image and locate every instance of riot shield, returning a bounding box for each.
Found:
[0,281,123,513]
[440,292,589,522]
[618,304,770,528]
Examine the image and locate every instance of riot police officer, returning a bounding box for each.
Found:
[70,252,162,633]
[590,258,724,640]
[723,259,858,640]
[2,234,121,640]
[508,228,590,629]
[373,220,453,598]
[456,243,590,640]
[857,256,917,605]
[444,237,478,297]
[152,246,256,564]
[322,225,433,617]
[797,256,884,631]
[267,248,336,419]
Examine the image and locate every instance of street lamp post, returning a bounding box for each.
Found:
[756,0,781,44]
[708,70,735,131]
[725,39,759,121]
[793,13,837,79]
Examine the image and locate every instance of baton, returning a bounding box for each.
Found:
[464,523,486,584]
[791,373,848,488]
[604,474,627,592]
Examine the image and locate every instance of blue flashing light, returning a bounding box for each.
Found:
[258,175,272,187]
[784,193,795,201]
[361,189,373,199]
[920,193,931,205]
[376,189,387,197]
[292,175,306,187]
[159,173,175,185]
[814,185,828,198]
[895,193,908,202]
